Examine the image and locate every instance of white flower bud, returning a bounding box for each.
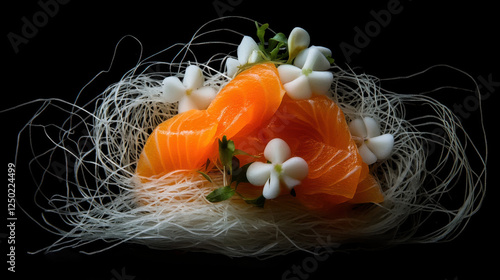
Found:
[288,27,310,61]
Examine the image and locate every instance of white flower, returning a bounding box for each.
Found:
[288,27,310,62]
[161,65,217,113]
[278,46,334,99]
[226,36,262,77]
[246,138,308,199]
[348,117,394,165]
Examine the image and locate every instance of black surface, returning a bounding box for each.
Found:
[3,1,498,279]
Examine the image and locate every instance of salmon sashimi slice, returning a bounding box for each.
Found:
[136,109,218,179]
[294,139,364,198]
[348,174,384,205]
[233,94,382,211]
[234,94,356,160]
[207,62,285,140]
[136,63,285,179]
[293,174,384,213]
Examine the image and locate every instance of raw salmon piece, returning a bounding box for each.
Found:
[294,139,364,199]
[136,63,284,179]
[233,94,383,210]
[348,174,384,205]
[233,94,354,161]
[136,109,218,179]
[293,174,384,212]
[207,62,285,139]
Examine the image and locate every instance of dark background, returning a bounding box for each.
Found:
[3,0,498,279]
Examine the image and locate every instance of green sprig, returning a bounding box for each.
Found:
[206,185,235,203]
[254,22,289,63]
[204,136,265,207]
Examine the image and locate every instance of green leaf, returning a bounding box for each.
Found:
[231,162,252,186]
[206,186,235,203]
[265,32,287,60]
[255,22,269,46]
[219,136,236,174]
[244,195,266,208]
[197,171,213,183]
[267,33,285,52]
[269,45,283,60]
[219,135,235,153]
[233,149,259,158]
[270,32,287,46]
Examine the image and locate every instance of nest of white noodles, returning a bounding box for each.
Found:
[22,17,486,258]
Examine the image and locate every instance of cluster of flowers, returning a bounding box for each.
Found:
[160,25,393,200]
[161,27,335,113]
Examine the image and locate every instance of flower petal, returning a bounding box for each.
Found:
[281,175,301,190]
[277,64,302,84]
[237,36,260,65]
[225,57,240,77]
[358,143,378,165]
[293,49,308,69]
[183,65,204,90]
[308,71,333,95]
[349,118,368,138]
[283,75,312,100]
[162,76,186,103]
[263,170,281,199]
[288,27,310,61]
[246,162,273,186]
[294,46,332,69]
[313,46,333,58]
[248,50,261,64]
[264,138,291,164]
[282,157,308,180]
[178,96,198,113]
[365,134,394,160]
[190,87,217,110]
[298,47,331,71]
[363,117,381,138]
